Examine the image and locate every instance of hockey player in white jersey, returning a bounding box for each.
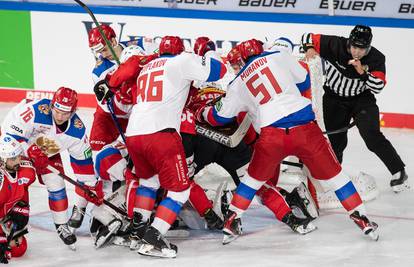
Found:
[195,39,379,244]
[0,87,103,249]
[125,35,226,258]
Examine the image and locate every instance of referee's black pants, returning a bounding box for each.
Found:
[322,89,405,175]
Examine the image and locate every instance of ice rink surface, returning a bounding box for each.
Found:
[1,103,413,267]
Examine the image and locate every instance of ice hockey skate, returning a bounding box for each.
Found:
[138,226,178,258]
[129,212,149,250]
[349,211,379,241]
[222,210,242,245]
[55,223,77,250]
[68,205,85,232]
[281,212,317,234]
[390,169,410,193]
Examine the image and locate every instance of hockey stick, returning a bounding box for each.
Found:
[46,165,128,217]
[322,120,357,135]
[74,0,127,143]
[74,0,120,65]
[195,115,251,148]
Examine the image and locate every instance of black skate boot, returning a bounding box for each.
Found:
[129,212,149,250]
[68,205,85,231]
[204,208,224,230]
[390,169,409,193]
[349,211,379,241]
[138,226,178,258]
[285,182,319,220]
[222,210,242,245]
[281,212,317,235]
[94,218,122,248]
[55,223,77,250]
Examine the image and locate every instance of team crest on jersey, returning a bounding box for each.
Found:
[35,136,60,156]
[38,104,50,115]
[73,118,84,129]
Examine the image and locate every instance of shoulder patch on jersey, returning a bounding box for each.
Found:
[93,58,116,77]
[73,118,84,129]
[33,99,53,125]
[65,114,86,139]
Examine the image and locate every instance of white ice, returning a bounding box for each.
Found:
[1,103,413,267]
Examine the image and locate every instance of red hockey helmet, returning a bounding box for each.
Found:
[10,236,27,258]
[239,39,264,61]
[193,36,216,56]
[88,24,116,52]
[159,36,184,56]
[51,87,78,113]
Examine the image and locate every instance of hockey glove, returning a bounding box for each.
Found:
[0,237,11,264]
[8,202,30,231]
[27,144,49,172]
[76,181,104,206]
[94,80,114,103]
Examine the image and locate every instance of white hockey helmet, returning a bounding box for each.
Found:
[120,45,146,63]
[0,135,23,163]
[272,37,294,54]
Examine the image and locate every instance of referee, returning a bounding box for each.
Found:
[301,25,408,192]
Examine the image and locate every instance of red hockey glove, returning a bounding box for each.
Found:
[27,144,48,171]
[77,181,104,206]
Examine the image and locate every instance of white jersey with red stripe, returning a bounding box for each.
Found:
[204,50,312,132]
[0,99,96,184]
[126,52,226,136]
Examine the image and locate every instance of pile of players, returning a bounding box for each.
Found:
[0,23,407,261]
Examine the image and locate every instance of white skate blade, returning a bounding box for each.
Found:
[165,229,190,238]
[295,223,317,235]
[68,244,76,251]
[138,244,177,258]
[112,236,131,247]
[222,231,239,245]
